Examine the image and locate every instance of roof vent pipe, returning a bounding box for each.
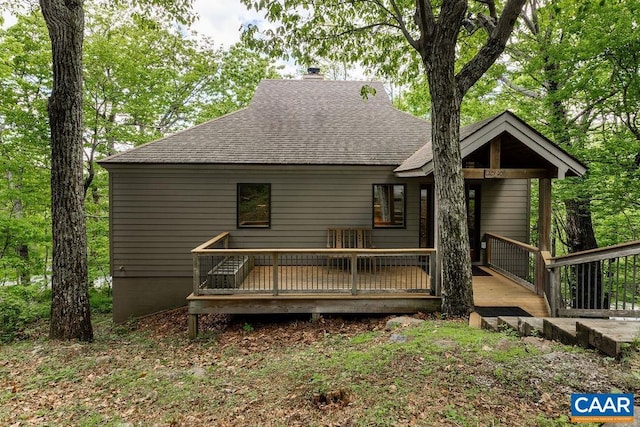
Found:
[303,67,324,80]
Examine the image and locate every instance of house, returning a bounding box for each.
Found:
[99,70,586,324]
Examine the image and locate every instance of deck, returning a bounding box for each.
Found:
[187,264,548,337]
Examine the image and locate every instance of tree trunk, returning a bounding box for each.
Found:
[40,0,93,341]
[544,59,601,309]
[565,198,603,309]
[426,32,474,317]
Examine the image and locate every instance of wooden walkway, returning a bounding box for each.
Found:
[472,266,549,317]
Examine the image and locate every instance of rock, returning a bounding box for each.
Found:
[602,406,640,427]
[388,333,409,343]
[468,312,483,329]
[94,355,112,365]
[191,366,206,378]
[385,316,424,330]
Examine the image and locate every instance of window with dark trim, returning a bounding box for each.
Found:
[237,183,271,228]
[372,184,405,228]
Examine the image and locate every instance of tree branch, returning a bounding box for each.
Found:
[473,0,497,18]
[498,75,539,98]
[388,0,418,50]
[456,0,527,96]
[414,0,435,54]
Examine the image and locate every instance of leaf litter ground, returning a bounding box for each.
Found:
[1,308,638,426]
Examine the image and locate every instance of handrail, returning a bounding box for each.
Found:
[193,248,437,255]
[192,232,438,297]
[548,240,640,268]
[545,240,640,317]
[191,232,229,252]
[484,232,539,253]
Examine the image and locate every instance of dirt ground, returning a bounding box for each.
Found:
[1,308,638,426]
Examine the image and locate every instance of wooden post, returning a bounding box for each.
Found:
[272,252,279,296]
[548,267,555,317]
[193,254,200,295]
[429,253,438,295]
[188,313,198,340]
[351,253,358,295]
[485,236,492,266]
[536,178,552,296]
[538,178,552,252]
[490,137,501,169]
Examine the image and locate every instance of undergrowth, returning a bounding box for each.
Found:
[0,283,112,342]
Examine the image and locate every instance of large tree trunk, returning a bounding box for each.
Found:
[40,0,93,341]
[430,89,474,316]
[425,8,474,316]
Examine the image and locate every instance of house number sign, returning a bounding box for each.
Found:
[484,169,506,178]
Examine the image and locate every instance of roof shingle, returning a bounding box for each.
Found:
[100,79,432,165]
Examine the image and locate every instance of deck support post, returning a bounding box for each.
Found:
[188,313,199,340]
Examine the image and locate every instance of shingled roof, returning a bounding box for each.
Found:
[99,79,432,166]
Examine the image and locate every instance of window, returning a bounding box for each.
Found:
[373,184,405,228]
[237,183,271,228]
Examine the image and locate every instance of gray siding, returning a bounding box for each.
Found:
[109,164,423,279]
[480,179,530,242]
[107,164,532,320]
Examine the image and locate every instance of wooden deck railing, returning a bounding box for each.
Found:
[546,240,640,318]
[485,233,543,295]
[192,232,437,296]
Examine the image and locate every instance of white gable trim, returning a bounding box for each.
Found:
[395,112,587,179]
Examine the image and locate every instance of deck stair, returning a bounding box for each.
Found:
[479,315,640,357]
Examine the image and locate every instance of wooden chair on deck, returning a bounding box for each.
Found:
[326,228,376,271]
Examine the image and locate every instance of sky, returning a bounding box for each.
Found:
[190,0,264,49]
[1,1,264,49]
[2,1,363,79]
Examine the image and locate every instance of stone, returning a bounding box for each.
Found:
[385,316,424,330]
[388,333,409,343]
[602,406,640,427]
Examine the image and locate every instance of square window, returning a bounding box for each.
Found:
[237,183,270,228]
[373,184,405,228]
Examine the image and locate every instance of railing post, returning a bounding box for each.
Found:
[429,253,438,296]
[351,253,358,295]
[550,266,560,317]
[193,253,200,295]
[534,251,545,296]
[272,252,279,296]
[486,236,492,266]
[547,267,555,317]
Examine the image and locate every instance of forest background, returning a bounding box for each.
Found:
[0,0,638,294]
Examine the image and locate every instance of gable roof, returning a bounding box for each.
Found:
[99,79,586,179]
[394,110,587,178]
[99,79,431,166]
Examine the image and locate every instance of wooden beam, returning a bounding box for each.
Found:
[538,178,552,252]
[462,168,551,179]
[490,138,501,169]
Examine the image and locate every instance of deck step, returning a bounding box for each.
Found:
[575,319,640,358]
[519,317,544,337]
[480,317,499,332]
[542,318,580,346]
[481,315,640,357]
[496,316,520,333]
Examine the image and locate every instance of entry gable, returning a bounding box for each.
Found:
[394,110,587,179]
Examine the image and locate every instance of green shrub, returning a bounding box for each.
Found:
[89,286,112,314]
[0,291,26,342]
[0,283,113,342]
